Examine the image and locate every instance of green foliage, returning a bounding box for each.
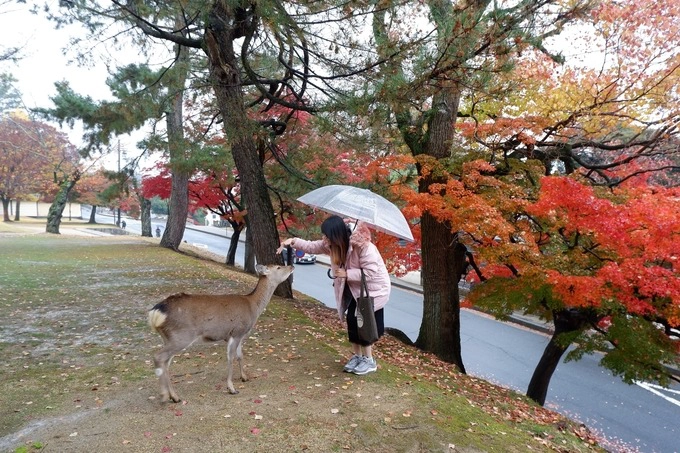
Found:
[106,64,167,119]
[97,183,120,204]
[13,441,43,453]
[150,195,168,215]
[557,309,677,388]
[471,275,553,320]
[597,315,678,386]
[192,209,206,224]
[35,63,171,156]
[35,82,98,129]
[0,73,22,113]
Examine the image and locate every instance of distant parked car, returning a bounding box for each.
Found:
[294,251,317,264]
[282,248,317,265]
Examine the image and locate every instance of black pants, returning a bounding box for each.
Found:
[346,298,384,346]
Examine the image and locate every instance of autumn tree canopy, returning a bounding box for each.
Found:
[0,113,79,225]
[387,0,680,404]
[47,0,402,297]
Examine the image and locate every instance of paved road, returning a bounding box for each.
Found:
[92,213,680,452]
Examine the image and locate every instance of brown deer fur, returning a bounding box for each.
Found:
[148,264,294,402]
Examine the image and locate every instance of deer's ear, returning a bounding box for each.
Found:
[255,264,269,276]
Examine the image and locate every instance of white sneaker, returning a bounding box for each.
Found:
[343,354,363,372]
[352,356,377,375]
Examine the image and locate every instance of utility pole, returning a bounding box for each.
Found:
[116,141,121,226]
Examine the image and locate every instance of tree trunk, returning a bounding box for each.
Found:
[88,205,97,223]
[161,161,189,249]
[204,3,292,298]
[243,224,256,274]
[526,309,588,405]
[370,0,491,373]
[159,14,191,251]
[226,225,243,266]
[412,86,465,371]
[13,199,20,221]
[140,197,152,237]
[374,0,466,366]
[46,176,79,234]
[415,212,466,372]
[1,197,10,222]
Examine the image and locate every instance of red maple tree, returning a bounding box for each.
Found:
[463,171,680,404]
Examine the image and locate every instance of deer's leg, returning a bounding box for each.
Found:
[154,348,180,402]
[236,337,248,382]
[154,336,194,403]
[225,337,239,394]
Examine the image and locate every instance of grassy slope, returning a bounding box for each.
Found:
[0,223,602,453]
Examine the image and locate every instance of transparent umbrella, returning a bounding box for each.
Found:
[297,185,414,242]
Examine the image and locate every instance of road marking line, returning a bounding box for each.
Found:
[634,381,680,407]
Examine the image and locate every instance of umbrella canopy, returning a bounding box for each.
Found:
[297,185,414,242]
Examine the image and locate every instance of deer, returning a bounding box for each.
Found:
[147,263,294,402]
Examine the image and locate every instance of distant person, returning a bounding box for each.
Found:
[121,220,126,230]
[156,226,161,237]
[277,215,390,375]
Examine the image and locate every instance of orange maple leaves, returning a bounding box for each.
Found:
[403,156,679,326]
[526,177,679,325]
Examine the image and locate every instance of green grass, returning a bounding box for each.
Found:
[0,229,604,452]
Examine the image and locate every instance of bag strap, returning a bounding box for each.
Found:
[360,269,370,298]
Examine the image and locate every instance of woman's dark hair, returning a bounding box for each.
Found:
[321,215,351,266]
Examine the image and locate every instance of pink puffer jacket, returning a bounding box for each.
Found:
[292,222,391,319]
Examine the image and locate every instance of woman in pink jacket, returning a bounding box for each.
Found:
[278,215,391,375]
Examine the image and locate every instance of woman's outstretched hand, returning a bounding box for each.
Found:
[276,238,295,254]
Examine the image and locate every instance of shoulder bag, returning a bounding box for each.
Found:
[356,269,379,344]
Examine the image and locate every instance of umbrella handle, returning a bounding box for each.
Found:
[327,269,337,279]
